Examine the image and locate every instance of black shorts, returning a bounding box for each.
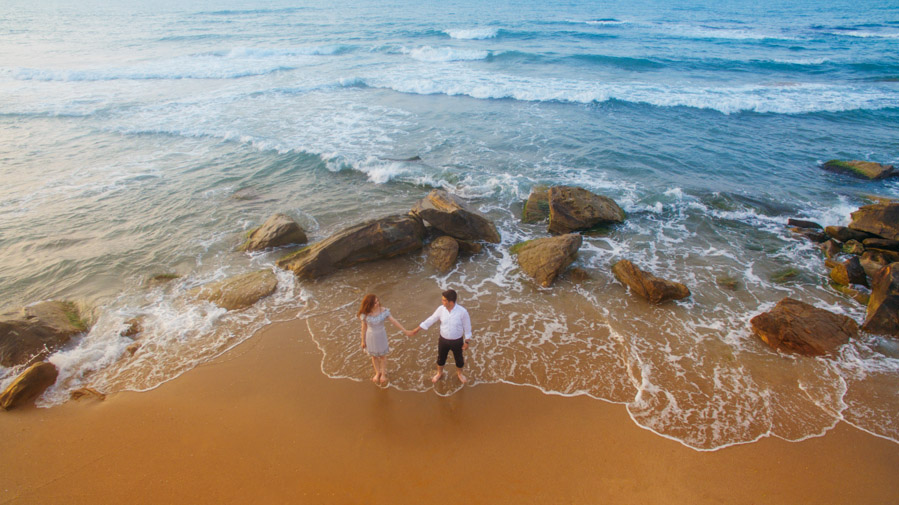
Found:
[437,336,465,368]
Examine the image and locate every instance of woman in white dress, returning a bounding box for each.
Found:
[357,294,409,385]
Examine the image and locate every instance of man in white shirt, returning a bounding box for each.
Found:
[406,289,472,384]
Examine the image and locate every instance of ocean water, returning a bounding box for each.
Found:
[1,0,898,450]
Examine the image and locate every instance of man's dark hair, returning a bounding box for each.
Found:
[441,289,457,303]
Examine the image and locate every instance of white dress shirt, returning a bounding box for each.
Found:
[419,304,472,341]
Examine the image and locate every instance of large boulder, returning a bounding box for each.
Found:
[849,203,899,241]
[513,234,582,287]
[750,298,858,356]
[548,186,625,234]
[411,190,500,243]
[860,250,893,278]
[863,238,899,252]
[0,301,88,368]
[0,361,59,410]
[522,185,550,223]
[240,213,307,252]
[821,160,897,180]
[862,263,899,336]
[611,259,691,304]
[830,256,868,288]
[824,226,872,243]
[190,270,278,311]
[278,214,426,279]
[427,236,460,273]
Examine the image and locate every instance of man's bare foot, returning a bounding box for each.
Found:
[431,371,443,383]
[457,373,468,384]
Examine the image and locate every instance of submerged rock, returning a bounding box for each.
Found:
[522,185,550,223]
[0,301,89,368]
[513,234,583,287]
[849,203,899,241]
[278,214,426,279]
[790,227,827,243]
[427,236,460,273]
[788,218,822,230]
[190,269,278,311]
[548,186,625,234]
[611,259,691,304]
[240,213,307,252]
[862,263,899,337]
[821,160,897,180]
[750,298,857,356]
[0,361,59,410]
[411,190,501,243]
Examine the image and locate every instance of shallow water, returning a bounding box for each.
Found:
[1,0,897,450]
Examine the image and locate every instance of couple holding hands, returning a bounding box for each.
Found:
[357,289,472,386]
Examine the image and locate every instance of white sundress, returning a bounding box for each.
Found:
[361,308,391,357]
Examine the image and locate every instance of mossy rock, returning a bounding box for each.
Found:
[716,275,740,290]
[771,268,800,284]
[509,240,535,255]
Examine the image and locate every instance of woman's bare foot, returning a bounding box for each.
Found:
[457,373,468,384]
[431,371,443,383]
[379,374,388,384]
[371,374,380,383]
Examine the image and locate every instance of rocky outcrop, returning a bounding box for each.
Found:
[863,238,899,251]
[788,219,822,230]
[190,270,278,311]
[513,234,582,287]
[830,256,868,288]
[825,226,872,243]
[842,240,865,255]
[861,251,892,278]
[0,301,88,368]
[750,298,858,356]
[849,203,899,241]
[819,239,842,259]
[278,214,426,279]
[862,263,899,336]
[0,361,59,410]
[548,186,625,234]
[522,185,550,223]
[428,236,460,273]
[790,227,827,243]
[611,259,691,304]
[411,190,501,243]
[821,160,897,180]
[240,213,307,252]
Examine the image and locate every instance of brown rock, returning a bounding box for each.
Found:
[514,234,583,287]
[411,190,500,243]
[427,236,459,273]
[611,259,691,304]
[240,213,307,252]
[788,218,822,230]
[862,263,899,336]
[70,387,106,402]
[842,240,865,255]
[849,203,899,241]
[821,160,897,180]
[0,362,59,410]
[863,238,899,251]
[819,239,842,259]
[825,226,872,243]
[829,282,870,306]
[456,240,483,255]
[568,267,591,283]
[278,214,426,279]
[750,298,858,356]
[126,342,142,356]
[547,186,625,234]
[191,270,278,311]
[861,251,893,278]
[121,318,142,338]
[829,256,869,288]
[791,227,827,243]
[522,185,550,223]
[0,301,88,368]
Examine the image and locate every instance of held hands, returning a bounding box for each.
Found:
[403,327,421,337]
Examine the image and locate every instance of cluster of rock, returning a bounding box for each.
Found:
[821,160,897,180]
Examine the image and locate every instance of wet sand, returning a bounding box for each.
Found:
[2,318,897,505]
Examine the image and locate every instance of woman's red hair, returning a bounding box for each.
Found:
[357,294,377,317]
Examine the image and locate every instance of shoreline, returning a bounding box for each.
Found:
[2,316,898,504]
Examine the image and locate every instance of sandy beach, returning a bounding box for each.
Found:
[2,317,897,505]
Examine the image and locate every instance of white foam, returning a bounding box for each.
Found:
[444,27,499,40]
[404,46,489,63]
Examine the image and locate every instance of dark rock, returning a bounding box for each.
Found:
[567,267,591,283]
[427,236,459,273]
[278,214,426,279]
[547,186,625,234]
[825,226,872,243]
[0,301,88,368]
[819,239,842,259]
[190,270,278,311]
[513,234,583,287]
[771,268,800,284]
[862,263,899,336]
[522,185,550,223]
[240,213,307,252]
[821,160,897,180]
[849,203,899,241]
[0,362,59,410]
[126,342,141,356]
[842,240,865,256]
[863,238,899,251]
[411,190,501,243]
[456,240,483,255]
[611,259,691,304]
[716,275,740,290]
[147,273,180,288]
[121,318,142,338]
[788,218,823,230]
[830,256,869,288]
[860,251,893,278]
[750,298,858,356]
[790,227,827,243]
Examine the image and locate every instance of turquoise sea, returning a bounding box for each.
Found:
[1,0,898,450]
